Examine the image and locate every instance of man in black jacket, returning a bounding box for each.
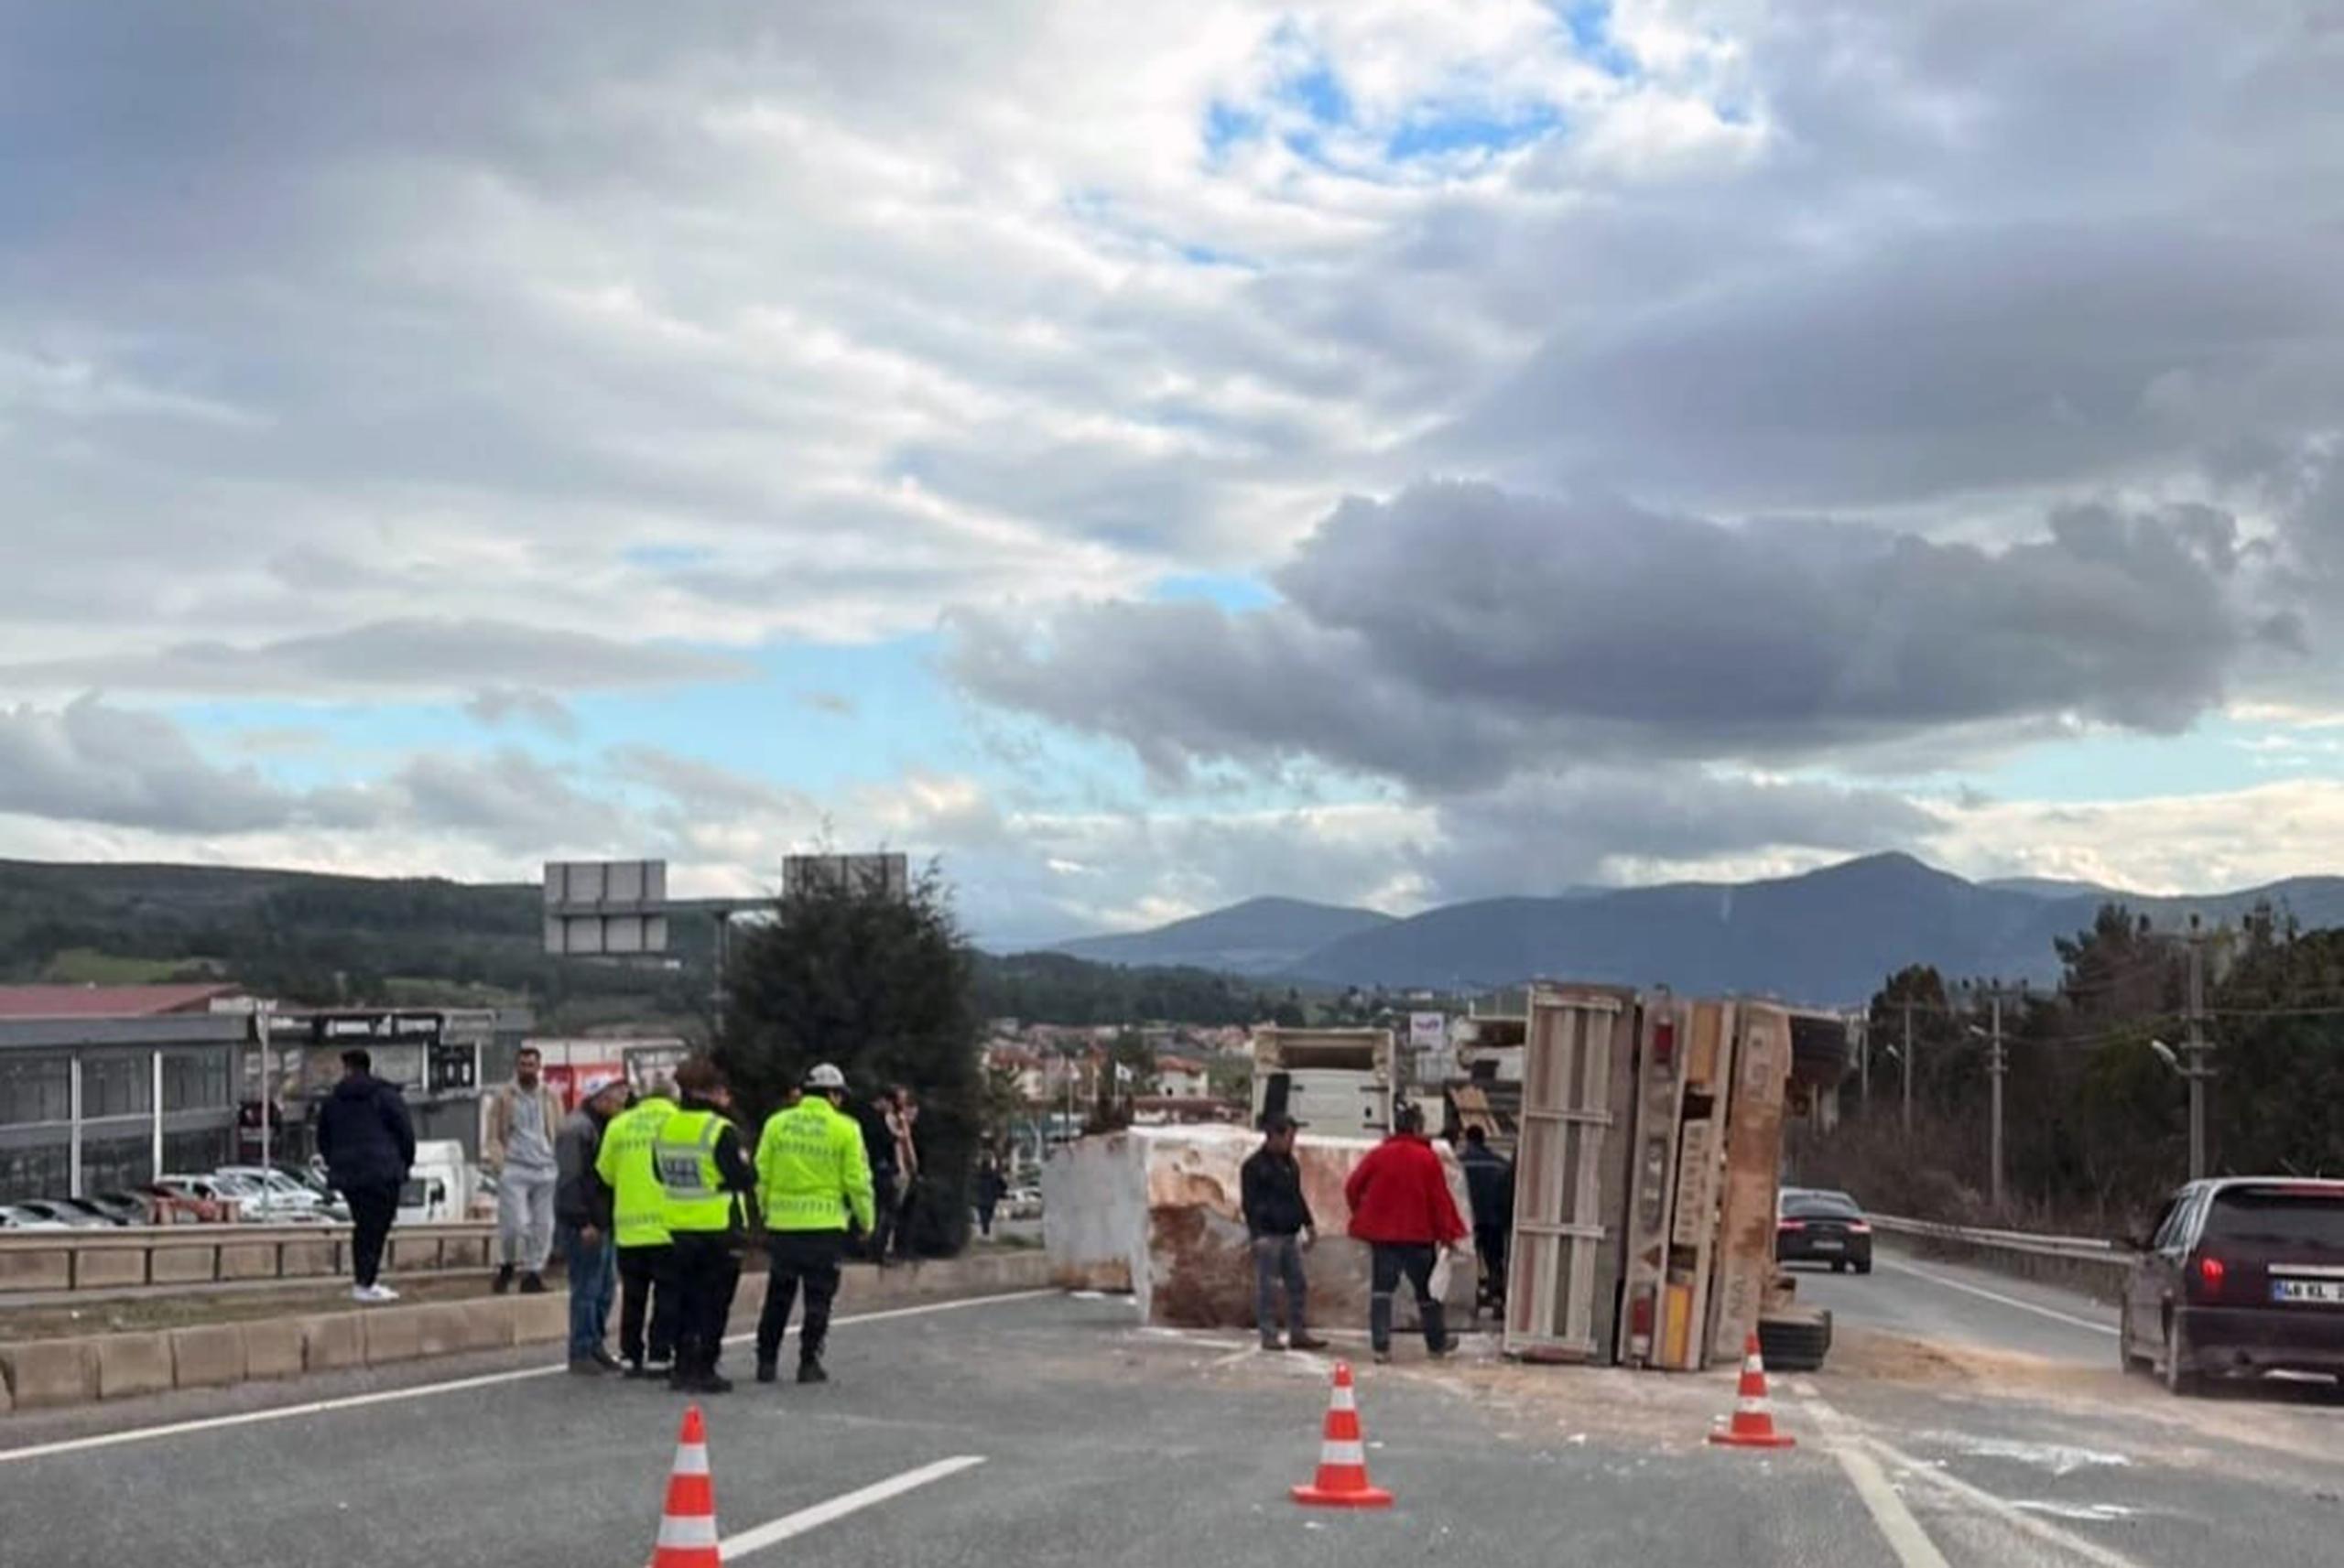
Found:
[555,1075,628,1374]
[315,1049,416,1304]
[1459,1126,1514,1305]
[1240,1115,1328,1352]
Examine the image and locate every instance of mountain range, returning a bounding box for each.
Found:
[1043,854,2344,1005]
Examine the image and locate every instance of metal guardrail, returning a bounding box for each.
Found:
[0,1220,495,1295]
[1869,1213,2119,1260]
[0,1219,493,1252]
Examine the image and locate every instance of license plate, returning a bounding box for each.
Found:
[2273,1279,2344,1305]
[1811,1238,1844,1252]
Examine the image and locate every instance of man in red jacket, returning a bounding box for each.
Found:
[1342,1104,1466,1363]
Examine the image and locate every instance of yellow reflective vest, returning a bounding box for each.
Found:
[596,1094,675,1249]
[754,1097,876,1235]
[654,1107,742,1234]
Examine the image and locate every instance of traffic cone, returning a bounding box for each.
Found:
[652,1404,722,1566]
[1708,1334,1796,1450]
[1290,1362,1394,1509]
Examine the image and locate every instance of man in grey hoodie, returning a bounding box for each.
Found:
[484,1046,563,1294]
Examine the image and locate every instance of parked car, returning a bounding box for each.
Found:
[2121,1177,2344,1394]
[155,1173,288,1223]
[1776,1187,1873,1274]
[1003,1185,1044,1221]
[54,1195,142,1227]
[0,1204,73,1231]
[92,1189,162,1225]
[142,1180,231,1224]
[216,1166,345,1220]
[8,1198,116,1230]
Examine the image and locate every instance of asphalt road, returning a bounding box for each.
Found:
[5,1249,2344,1568]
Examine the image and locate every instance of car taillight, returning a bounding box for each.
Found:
[1848,1221,1872,1234]
[1777,1218,1806,1231]
[2198,1256,2227,1295]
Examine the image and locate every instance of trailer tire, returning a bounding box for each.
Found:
[1757,1312,1832,1373]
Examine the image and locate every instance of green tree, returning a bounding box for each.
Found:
[715,863,981,1257]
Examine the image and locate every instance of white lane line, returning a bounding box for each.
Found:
[1870,1436,2148,1568]
[720,1455,985,1561]
[1876,1257,2119,1337]
[0,1290,1059,1466]
[1796,1393,1952,1568]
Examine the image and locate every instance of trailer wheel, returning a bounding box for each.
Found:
[1758,1312,1832,1373]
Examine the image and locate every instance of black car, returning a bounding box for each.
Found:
[2121,1177,2344,1394]
[1776,1188,1873,1274]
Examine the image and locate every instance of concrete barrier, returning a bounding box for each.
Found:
[244,1317,305,1381]
[2,1248,1052,1413]
[170,1324,249,1389]
[94,1333,174,1401]
[0,1338,97,1410]
[298,1313,365,1372]
[362,1308,425,1366]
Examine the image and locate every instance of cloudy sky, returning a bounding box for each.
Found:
[6,1,2344,944]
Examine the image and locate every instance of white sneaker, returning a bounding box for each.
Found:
[353,1283,401,1304]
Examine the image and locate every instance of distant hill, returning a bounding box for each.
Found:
[0,858,711,1027]
[1050,896,1394,976]
[1280,854,2344,1003]
[1981,876,2125,900]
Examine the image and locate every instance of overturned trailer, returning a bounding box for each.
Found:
[1043,1123,1475,1328]
[1048,986,1822,1372]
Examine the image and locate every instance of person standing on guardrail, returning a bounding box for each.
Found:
[1242,1113,1329,1352]
[484,1046,563,1296]
[752,1063,875,1386]
[315,1047,415,1305]
[1343,1103,1466,1365]
[556,1074,628,1375]
[656,1056,758,1395]
[599,1077,678,1379]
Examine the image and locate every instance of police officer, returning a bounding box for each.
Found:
[754,1063,875,1385]
[596,1077,678,1379]
[653,1057,756,1395]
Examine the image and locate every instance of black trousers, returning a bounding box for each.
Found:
[616,1243,677,1366]
[1369,1242,1448,1354]
[667,1232,742,1379]
[756,1231,846,1366]
[867,1170,901,1259]
[345,1182,398,1289]
[1474,1223,1509,1298]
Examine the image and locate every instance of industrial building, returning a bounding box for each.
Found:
[0,984,252,1201]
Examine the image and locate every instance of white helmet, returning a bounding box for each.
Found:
[805,1063,847,1091]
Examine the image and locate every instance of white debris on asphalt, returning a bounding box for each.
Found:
[1927,1434,2132,1476]
[2012,1500,2140,1523]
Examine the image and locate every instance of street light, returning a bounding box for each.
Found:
[2147,1039,2183,1076]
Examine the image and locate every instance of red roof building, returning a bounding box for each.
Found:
[0,983,246,1020]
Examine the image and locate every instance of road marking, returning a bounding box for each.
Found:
[0,1289,1058,1466]
[719,1455,984,1561]
[1876,1256,2119,1337]
[1796,1393,1952,1568]
[1870,1436,2148,1568]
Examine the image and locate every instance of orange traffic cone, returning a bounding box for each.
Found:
[652,1405,722,1566]
[1291,1361,1394,1509]
[1709,1334,1796,1450]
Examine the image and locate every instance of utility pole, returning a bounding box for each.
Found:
[2185,916,2212,1180]
[1901,1000,1914,1137]
[1988,987,2007,1216]
[1857,1011,1871,1109]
